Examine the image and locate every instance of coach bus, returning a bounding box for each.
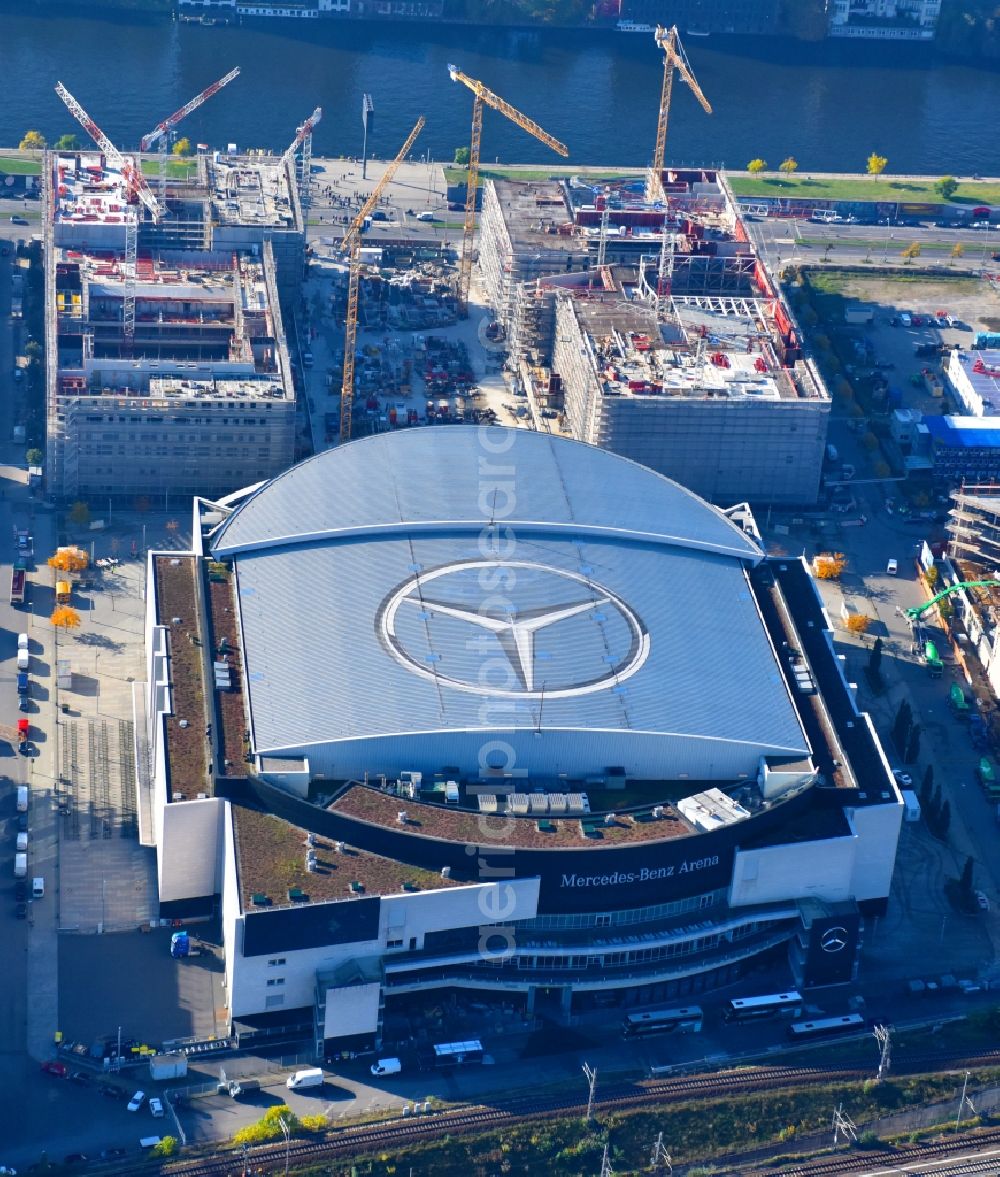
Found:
[787,1014,865,1041]
[723,990,803,1023]
[622,1006,704,1039]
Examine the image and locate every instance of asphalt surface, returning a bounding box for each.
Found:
[748,214,1000,271]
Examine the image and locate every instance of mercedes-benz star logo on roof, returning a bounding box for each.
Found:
[820,926,849,953]
[377,560,650,700]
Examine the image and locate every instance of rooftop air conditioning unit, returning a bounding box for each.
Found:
[441,866,452,878]
[397,810,408,824]
[334,841,345,853]
[651,805,664,819]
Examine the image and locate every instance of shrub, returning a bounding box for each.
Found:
[151,1136,177,1158]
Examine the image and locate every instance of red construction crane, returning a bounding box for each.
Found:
[140,66,241,151]
[281,107,322,169]
[55,81,163,223]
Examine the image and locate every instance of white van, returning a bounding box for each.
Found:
[899,311,912,327]
[16,648,28,671]
[17,633,28,651]
[16,786,28,812]
[370,1057,402,1077]
[286,1067,324,1090]
[139,1137,162,1151]
[32,877,43,898]
[886,558,898,575]
[14,852,26,878]
[16,832,27,852]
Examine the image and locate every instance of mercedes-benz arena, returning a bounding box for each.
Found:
[146,428,901,1053]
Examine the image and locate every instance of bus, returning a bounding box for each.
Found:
[431,1040,484,1068]
[723,991,803,1023]
[924,640,943,678]
[622,1006,704,1039]
[787,1014,865,1040]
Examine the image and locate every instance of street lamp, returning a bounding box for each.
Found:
[278,1114,291,1176]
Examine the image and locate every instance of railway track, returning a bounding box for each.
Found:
[771,1129,1000,1175]
[159,1051,1000,1177]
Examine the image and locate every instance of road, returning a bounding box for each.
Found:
[748,215,1000,271]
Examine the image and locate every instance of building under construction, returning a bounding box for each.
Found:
[479,171,828,506]
[43,142,308,501]
[46,240,295,502]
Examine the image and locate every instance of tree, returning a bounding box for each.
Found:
[53,133,80,151]
[925,565,939,588]
[233,1104,301,1146]
[935,175,958,201]
[845,613,871,635]
[861,430,879,452]
[69,501,90,527]
[25,448,43,467]
[814,552,846,579]
[19,130,46,152]
[778,156,798,175]
[960,855,975,894]
[904,722,921,764]
[929,782,942,818]
[866,152,888,178]
[920,764,934,808]
[938,799,951,837]
[48,546,88,574]
[50,606,81,630]
[172,136,192,158]
[893,699,913,752]
[746,158,767,174]
[868,636,883,677]
[150,1137,177,1158]
[951,242,965,262]
[453,146,470,166]
[901,242,922,262]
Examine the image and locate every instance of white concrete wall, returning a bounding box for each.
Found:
[323,981,380,1038]
[847,800,903,902]
[730,836,855,907]
[221,803,241,1018]
[158,797,226,903]
[224,872,539,1021]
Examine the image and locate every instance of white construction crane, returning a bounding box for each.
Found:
[281,106,322,206]
[140,66,241,197]
[55,81,166,349]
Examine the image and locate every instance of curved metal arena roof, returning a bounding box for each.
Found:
[211,429,807,774]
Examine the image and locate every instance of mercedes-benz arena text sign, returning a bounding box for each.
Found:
[378,560,650,700]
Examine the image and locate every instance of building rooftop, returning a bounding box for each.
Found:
[232,803,463,909]
[207,156,298,229]
[925,415,1000,448]
[52,152,138,227]
[153,555,211,799]
[490,179,578,253]
[562,293,819,404]
[329,781,696,848]
[950,350,1000,414]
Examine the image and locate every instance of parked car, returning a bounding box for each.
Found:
[127,1090,146,1112]
[149,1097,164,1118]
[40,1061,68,1078]
[892,769,913,788]
[975,890,990,911]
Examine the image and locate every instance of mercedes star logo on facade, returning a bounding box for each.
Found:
[820,926,849,953]
[378,560,650,699]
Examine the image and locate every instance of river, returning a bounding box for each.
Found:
[0,6,998,174]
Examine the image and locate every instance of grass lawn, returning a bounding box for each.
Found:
[140,158,198,180]
[0,156,42,175]
[730,173,1000,205]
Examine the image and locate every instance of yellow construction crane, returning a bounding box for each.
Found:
[648,25,712,203]
[448,64,569,317]
[338,115,425,442]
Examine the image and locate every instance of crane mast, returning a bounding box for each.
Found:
[339,116,425,442]
[447,64,568,317]
[55,81,167,349]
[647,26,712,203]
[281,106,322,208]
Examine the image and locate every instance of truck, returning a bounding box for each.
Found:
[170,931,190,958]
[286,1067,324,1091]
[16,529,33,560]
[18,718,29,751]
[10,567,25,606]
[227,1078,260,1098]
[950,682,970,716]
[900,789,921,822]
[148,1053,188,1082]
[55,581,71,605]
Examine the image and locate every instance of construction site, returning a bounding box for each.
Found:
[32,25,831,509]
